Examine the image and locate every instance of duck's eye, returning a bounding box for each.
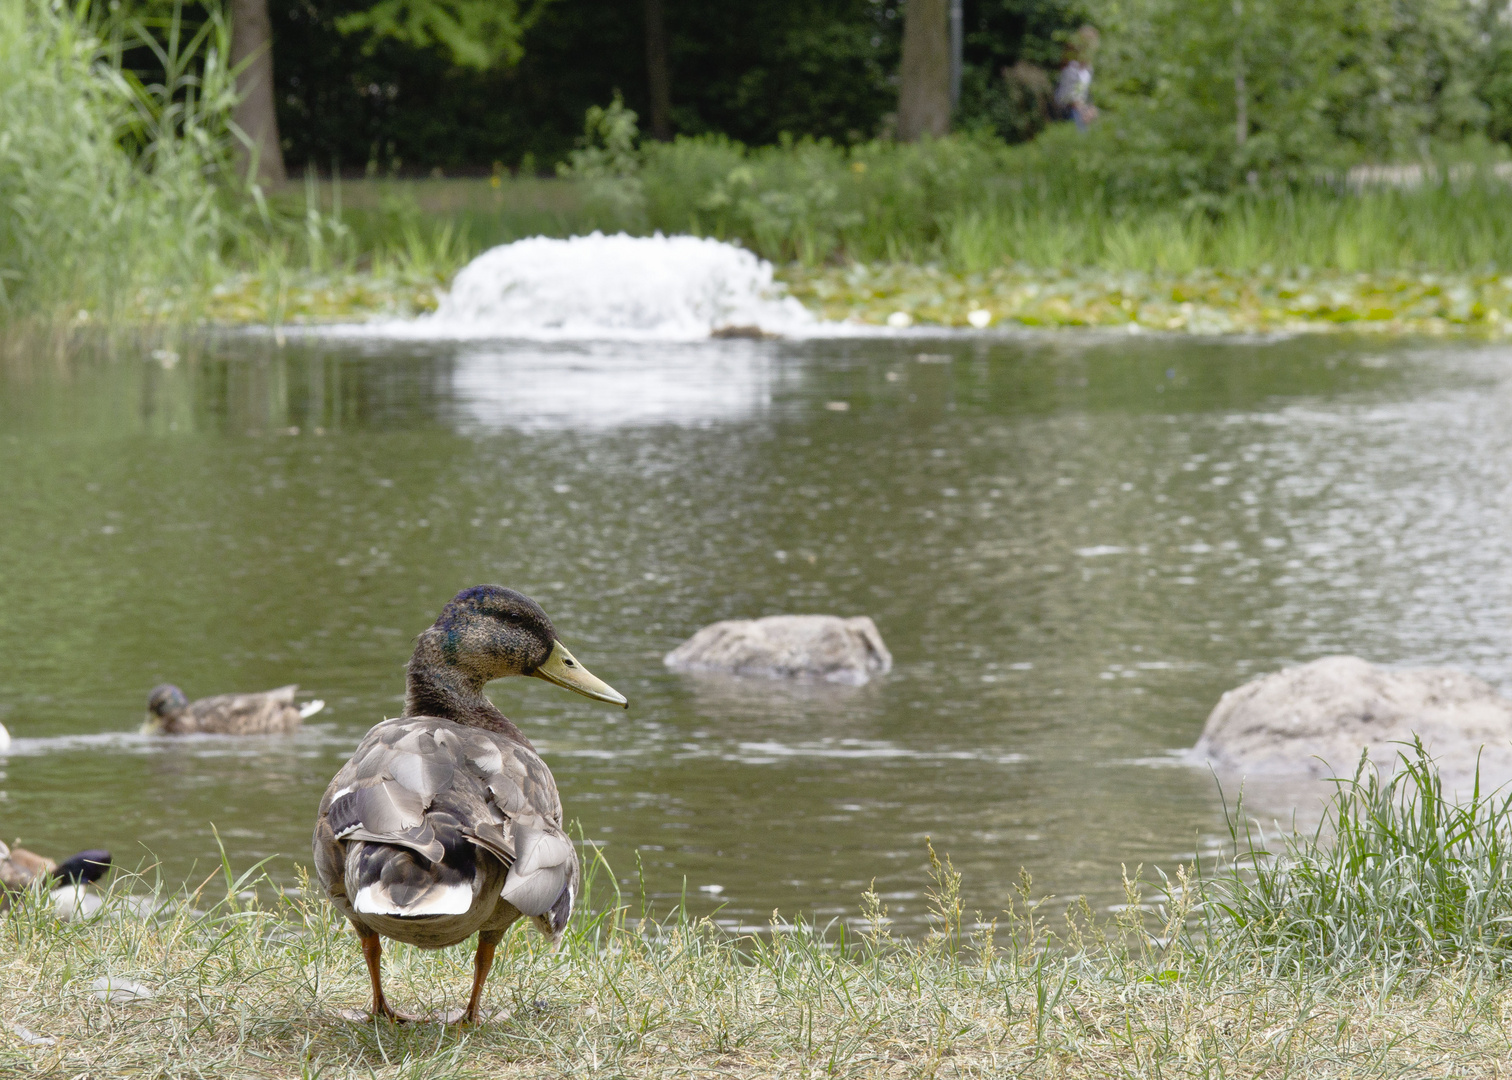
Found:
[564,658,576,668]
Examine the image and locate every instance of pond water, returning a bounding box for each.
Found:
[2,329,1510,933]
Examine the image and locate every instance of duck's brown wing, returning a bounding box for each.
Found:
[313,717,577,926]
[189,686,301,734]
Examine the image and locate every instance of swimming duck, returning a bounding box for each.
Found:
[0,841,111,913]
[144,683,324,735]
[312,585,626,1024]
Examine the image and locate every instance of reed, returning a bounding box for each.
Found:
[0,0,236,328]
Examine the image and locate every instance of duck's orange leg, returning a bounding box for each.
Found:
[460,930,504,1024]
[360,932,415,1022]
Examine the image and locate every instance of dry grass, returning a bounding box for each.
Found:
[5,846,1512,1079]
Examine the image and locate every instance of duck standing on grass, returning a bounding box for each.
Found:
[312,586,627,1024]
[144,683,324,735]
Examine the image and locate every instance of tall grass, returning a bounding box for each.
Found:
[1205,741,1512,975]
[0,0,237,326]
[639,133,1512,273]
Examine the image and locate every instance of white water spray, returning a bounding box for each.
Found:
[423,232,817,340]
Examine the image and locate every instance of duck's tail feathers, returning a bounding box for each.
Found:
[354,879,474,917]
[345,840,475,918]
[299,699,326,719]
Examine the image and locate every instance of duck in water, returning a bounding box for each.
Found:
[0,842,112,913]
[144,684,324,735]
[312,586,626,1023]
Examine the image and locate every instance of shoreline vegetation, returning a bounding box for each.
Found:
[13,0,1512,340]
[199,168,1512,336]
[9,749,1512,1076]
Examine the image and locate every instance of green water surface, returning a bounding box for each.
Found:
[2,330,1507,932]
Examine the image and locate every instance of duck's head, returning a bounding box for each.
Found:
[416,585,627,708]
[143,683,189,733]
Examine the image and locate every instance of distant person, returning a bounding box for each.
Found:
[1054,26,1100,131]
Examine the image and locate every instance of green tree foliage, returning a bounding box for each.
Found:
[1089,0,1498,200]
[334,0,550,70]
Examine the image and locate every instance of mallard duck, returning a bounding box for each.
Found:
[144,683,324,735]
[312,585,626,1024]
[0,841,111,913]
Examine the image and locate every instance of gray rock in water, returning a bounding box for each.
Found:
[1193,655,1512,778]
[664,615,892,685]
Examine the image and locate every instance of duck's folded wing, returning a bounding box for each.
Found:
[327,778,445,864]
[461,817,572,916]
[500,826,575,916]
[454,731,575,916]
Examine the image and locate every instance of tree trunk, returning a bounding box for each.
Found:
[948,0,963,109]
[230,0,286,185]
[1233,0,1247,147]
[898,0,951,140]
[643,0,672,141]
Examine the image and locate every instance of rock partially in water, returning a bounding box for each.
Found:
[665,615,892,686]
[1193,655,1512,778]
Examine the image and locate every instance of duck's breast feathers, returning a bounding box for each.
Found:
[318,716,575,921]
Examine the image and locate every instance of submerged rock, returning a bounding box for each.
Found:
[664,615,892,686]
[1193,655,1512,778]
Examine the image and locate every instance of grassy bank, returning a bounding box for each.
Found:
[192,169,1512,335]
[8,752,1512,1077]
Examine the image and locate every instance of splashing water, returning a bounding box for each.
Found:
[420,233,818,340]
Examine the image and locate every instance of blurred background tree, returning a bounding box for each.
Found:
[111,0,1512,184]
[1088,0,1497,201]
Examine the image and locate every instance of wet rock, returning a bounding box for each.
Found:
[664,615,892,686]
[1193,655,1512,778]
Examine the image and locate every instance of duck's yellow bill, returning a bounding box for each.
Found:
[532,640,628,708]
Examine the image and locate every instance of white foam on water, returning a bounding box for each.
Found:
[451,340,786,431]
[383,233,824,341]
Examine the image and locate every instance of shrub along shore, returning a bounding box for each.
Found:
[7,750,1512,1077]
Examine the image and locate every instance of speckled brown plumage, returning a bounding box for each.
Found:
[311,585,626,1024]
[145,684,322,735]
